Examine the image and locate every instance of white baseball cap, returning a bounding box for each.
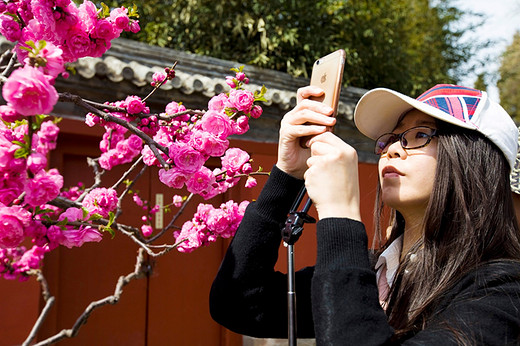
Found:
[354,84,518,169]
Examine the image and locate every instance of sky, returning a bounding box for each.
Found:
[455,0,520,101]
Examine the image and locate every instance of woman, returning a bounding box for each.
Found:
[210,84,520,344]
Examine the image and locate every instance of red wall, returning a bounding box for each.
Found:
[0,118,379,345]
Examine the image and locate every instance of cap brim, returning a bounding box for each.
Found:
[354,88,476,140]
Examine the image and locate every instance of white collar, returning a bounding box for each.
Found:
[375,235,403,288]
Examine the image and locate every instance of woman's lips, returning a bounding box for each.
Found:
[382,166,403,178]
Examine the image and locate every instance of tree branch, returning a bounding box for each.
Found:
[30,249,148,346]
[58,92,170,169]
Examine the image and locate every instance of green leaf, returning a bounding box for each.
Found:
[107,211,116,228]
[14,147,29,159]
[56,217,69,226]
[100,2,111,17]
[88,213,103,221]
[100,225,116,238]
[82,207,90,219]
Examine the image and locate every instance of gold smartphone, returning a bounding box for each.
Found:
[309,49,346,117]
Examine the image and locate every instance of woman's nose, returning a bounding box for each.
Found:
[385,140,406,159]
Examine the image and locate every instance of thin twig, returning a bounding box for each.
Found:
[147,193,194,243]
[31,249,148,346]
[23,296,55,346]
[59,92,170,169]
[111,156,144,190]
[141,61,177,103]
[22,270,54,345]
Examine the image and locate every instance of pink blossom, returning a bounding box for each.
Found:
[250,105,263,119]
[158,167,189,189]
[98,150,120,170]
[124,95,146,114]
[233,115,249,135]
[2,65,59,116]
[189,130,229,157]
[129,20,140,33]
[241,163,252,174]
[228,89,254,113]
[60,184,84,201]
[245,176,257,188]
[63,25,92,61]
[221,148,250,174]
[239,200,250,213]
[133,194,144,207]
[110,7,130,31]
[0,204,32,249]
[235,72,246,82]
[85,112,101,127]
[60,226,102,248]
[199,110,233,139]
[25,41,65,80]
[225,76,236,88]
[125,134,143,151]
[27,152,48,174]
[141,145,168,167]
[0,133,26,174]
[0,104,21,122]
[46,225,64,250]
[58,207,84,223]
[0,177,25,206]
[13,245,48,273]
[165,101,187,115]
[82,187,118,218]
[170,142,206,174]
[206,208,232,236]
[174,221,209,253]
[141,225,153,237]
[0,14,22,41]
[152,71,167,84]
[24,220,48,245]
[186,166,215,195]
[91,18,115,40]
[77,0,98,31]
[207,93,229,112]
[172,195,183,208]
[31,0,58,40]
[34,120,60,154]
[24,169,64,207]
[100,129,125,153]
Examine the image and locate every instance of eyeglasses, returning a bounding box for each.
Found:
[375,126,438,155]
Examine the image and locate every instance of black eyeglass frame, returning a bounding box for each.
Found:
[374,126,438,155]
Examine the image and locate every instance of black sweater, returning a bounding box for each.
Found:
[210,166,520,345]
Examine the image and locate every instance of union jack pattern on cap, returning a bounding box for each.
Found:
[353,84,519,170]
[416,84,481,123]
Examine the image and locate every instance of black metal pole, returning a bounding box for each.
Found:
[283,187,315,346]
[287,244,297,346]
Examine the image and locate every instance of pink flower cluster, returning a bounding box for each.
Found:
[151,70,264,200]
[0,8,266,282]
[0,245,48,281]
[174,200,249,253]
[0,0,139,63]
[80,68,266,253]
[0,118,61,207]
[0,115,106,280]
[82,188,118,218]
[0,1,140,120]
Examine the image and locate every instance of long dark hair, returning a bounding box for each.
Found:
[374,120,520,339]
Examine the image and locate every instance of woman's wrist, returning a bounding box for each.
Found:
[315,203,361,222]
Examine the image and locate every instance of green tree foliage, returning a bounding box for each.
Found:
[473,73,487,92]
[100,0,480,97]
[498,32,520,120]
